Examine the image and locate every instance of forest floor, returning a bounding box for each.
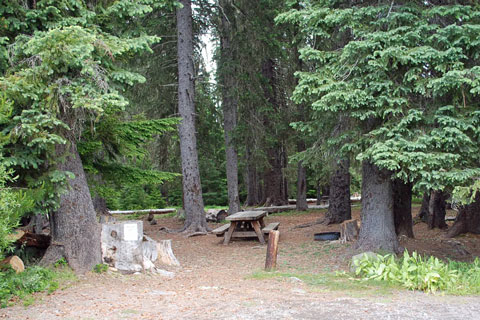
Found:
[2,206,480,320]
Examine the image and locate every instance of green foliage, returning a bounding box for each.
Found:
[279,1,480,202]
[93,263,108,273]
[79,114,180,210]
[0,163,34,259]
[53,258,68,268]
[0,0,177,215]
[353,251,480,294]
[0,266,57,308]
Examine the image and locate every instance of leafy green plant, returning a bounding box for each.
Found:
[53,258,68,268]
[352,251,465,293]
[93,263,109,274]
[0,163,34,259]
[0,266,56,308]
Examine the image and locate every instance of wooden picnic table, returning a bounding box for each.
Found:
[223,210,268,245]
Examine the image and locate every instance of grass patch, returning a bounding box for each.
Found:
[0,265,77,308]
[249,270,398,296]
[115,210,178,221]
[274,208,328,217]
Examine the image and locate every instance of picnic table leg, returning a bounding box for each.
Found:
[223,221,237,245]
[251,221,266,245]
[259,218,266,229]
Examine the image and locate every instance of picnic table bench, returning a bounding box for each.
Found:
[211,210,279,245]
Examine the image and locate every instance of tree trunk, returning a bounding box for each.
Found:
[264,155,286,206]
[176,0,207,233]
[392,179,414,238]
[296,160,307,211]
[246,144,259,206]
[427,190,447,229]
[355,161,399,253]
[325,158,351,224]
[417,192,430,222]
[447,192,480,238]
[261,58,287,206]
[40,141,101,273]
[219,0,240,215]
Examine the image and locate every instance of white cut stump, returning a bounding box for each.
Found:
[101,221,180,273]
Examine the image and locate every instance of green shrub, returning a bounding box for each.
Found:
[353,251,460,293]
[93,263,109,274]
[0,266,57,308]
[0,164,34,259]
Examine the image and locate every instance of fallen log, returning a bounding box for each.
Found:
[252,204,328,214]
[6,229,25,242]
[205,209,228,222]
[108,208,176,215]
[16,232,51,249]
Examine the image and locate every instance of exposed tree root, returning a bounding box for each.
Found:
[290,218,324,230]
[185,231,208,238]
[39,244,66,268]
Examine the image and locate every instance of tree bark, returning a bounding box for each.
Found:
[176,0,207,232]
[40,141,101,273]
[447,192,480,238]
[427,190,447,229]
[219,1,240,214]
[325,158,351,224]
[296,160,308,211]
[417,192,430,222]
[264,154,286,206]
[355,161,399,253]
[245,144,259,206]
[261,58,287,206]
[392,179,414,238]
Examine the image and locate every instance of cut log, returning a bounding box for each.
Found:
[16,231,51,249]
[0,256,25,273]
[156,240,180,266]
[340,219,359,242]
[265,230,280,271]
[6,229,25,242]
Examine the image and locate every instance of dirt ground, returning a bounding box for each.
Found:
[1,207,480,320]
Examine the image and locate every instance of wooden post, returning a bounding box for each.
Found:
[265,230,280,271]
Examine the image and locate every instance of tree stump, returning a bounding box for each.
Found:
[101,221,180,272]
[156,240,180,266]
[101,221,145,272]
[340,219,359,242]
[0,256,24,273]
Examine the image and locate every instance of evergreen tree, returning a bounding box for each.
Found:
[278,1,480,248]
[0,0,173,271]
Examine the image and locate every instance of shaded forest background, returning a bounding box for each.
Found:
[2,0,480,271]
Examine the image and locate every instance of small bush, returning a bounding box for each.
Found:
[353,251,480,294]
[0,164,34,259]
[53,258,68,268]
[0,266,57,307]
[93,263,108,273]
